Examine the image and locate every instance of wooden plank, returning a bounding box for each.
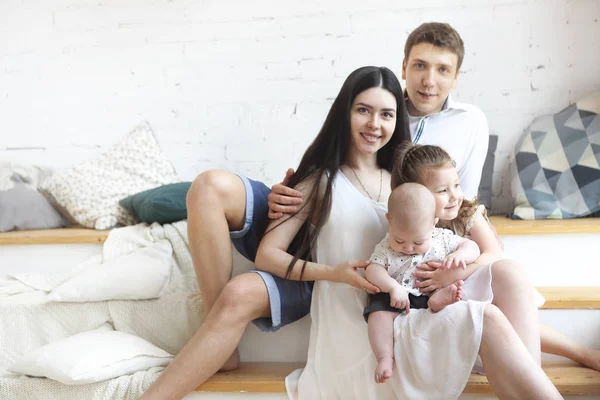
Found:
[490,216,600,235]
[196,362,600,395]
[0,217,598,245]
[538,287,600,309]
[196,362,304,392]
[464,362,600,395]
[0,228,109,245]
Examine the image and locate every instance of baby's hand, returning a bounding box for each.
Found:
[442,252,468,270]
[389,286,410,314]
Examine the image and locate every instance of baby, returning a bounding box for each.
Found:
[364,182,481,383]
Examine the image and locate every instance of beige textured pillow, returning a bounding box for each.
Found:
[40,123,178,229]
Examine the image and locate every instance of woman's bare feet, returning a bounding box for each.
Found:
[375,356,394,383]
[576,347,600,371]
[219,348,240,372]
[428,280,463,312]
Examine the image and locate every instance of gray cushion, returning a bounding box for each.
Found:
[478,135,498,212]
[509,91,600,219]
[0,180,70,232]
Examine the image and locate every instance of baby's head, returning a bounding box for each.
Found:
[387,182,438,256]
[392,142,464,222]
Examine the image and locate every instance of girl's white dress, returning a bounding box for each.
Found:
[286,171,495,400]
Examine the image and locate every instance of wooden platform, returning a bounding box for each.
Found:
[539,287,600,309]
[489,216,600,235]
[0,218,598,246]
[0,228,109,245]
[196,361,600,395]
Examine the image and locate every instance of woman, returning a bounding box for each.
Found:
[255,66,561,399]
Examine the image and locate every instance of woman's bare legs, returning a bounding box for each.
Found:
[491,259,600,370]
[540,324,600,371]
[490,259,542,364]
[186,170,247,370]
[140,273,271,400]
[479,304,563,400]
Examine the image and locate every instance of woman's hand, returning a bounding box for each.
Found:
[413,261,461,294]
[267,168,303,219]
[331,260,380,295]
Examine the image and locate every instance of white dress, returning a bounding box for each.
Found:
[286,172,494,400]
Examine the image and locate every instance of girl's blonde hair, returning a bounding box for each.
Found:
[391,142,479,236]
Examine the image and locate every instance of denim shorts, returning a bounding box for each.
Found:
[231,175,313,332]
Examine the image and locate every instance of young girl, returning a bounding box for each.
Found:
[392,142,600,373]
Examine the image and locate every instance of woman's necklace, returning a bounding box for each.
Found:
[348,166,383,202]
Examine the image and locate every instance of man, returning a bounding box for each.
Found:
[140,22,489,400]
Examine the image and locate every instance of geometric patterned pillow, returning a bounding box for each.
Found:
[510,91,600,219]
[39,122,179,229]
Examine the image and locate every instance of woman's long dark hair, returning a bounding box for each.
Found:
[277,66,411,281]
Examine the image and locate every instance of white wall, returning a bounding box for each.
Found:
[1,0,599,214]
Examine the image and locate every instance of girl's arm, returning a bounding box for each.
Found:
[468,213,504,265]
[255,175,379,294]
[415,213,503,293]
[442,238,481,269]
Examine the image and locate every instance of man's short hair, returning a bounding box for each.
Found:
[404,22,465,72]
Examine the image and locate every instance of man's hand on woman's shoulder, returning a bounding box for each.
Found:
[268,168,304,219]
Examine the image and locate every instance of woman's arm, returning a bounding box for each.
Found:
[365,263,401,293]
[255,175,379,294]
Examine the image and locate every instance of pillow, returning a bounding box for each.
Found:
[8,323,173,384]
[478,135,498,212]
[119,182,192,224]
[510,91,600,219]
[0,181,70,232]
[39,122,179,230]
[47,240,173,302]
[0,163,70,232]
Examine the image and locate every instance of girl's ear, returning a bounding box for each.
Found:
[385,213,390,221]
[434,217,439,226]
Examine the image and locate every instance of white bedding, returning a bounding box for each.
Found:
[0,221,203,399]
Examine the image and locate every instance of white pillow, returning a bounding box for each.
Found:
[8,323,173,384]
[39,122,179,229]
[48,240,173,302]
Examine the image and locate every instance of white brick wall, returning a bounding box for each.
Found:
[1,0,599,214]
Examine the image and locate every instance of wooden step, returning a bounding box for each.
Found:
[489,216,600,235]
[0,218,598,245]
[539,287,600,309]
[0,228,109,245]
[195,362,600,395]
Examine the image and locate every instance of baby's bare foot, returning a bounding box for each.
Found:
[428,280,463,313]
[375,356,394,384]
[219,348,240,372]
